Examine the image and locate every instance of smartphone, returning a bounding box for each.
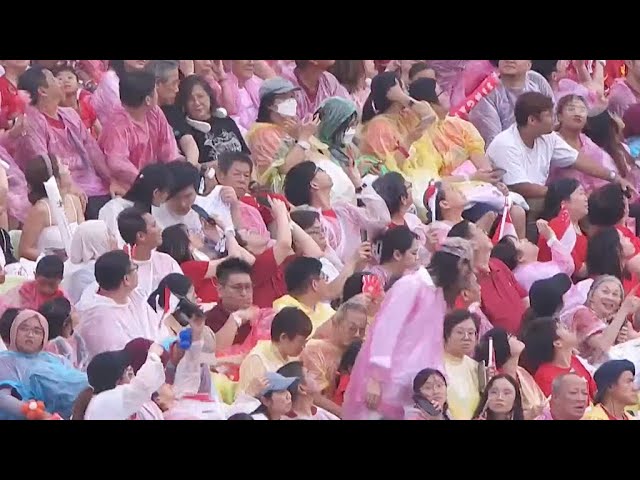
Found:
[255,195,272,210]
[413,394,441,417]
[360,229,368,242]
[191,204,216,226]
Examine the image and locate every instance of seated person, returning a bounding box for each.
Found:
[487,92,633,216]
[277,361,340,420]
[584,359,638,420]
[75,250,171,363]
[0,255,65,316]
[117,207,182,297]
[535,372,589,420]
[40,297,87,370]
[237,306,312,394]
[19,154,84,261]
[54,64,101,138]
[300,298,367,417]
[99,70,180,195]
[152,161,202,236]
[273,256,335,335]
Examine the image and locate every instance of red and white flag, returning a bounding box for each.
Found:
[492,197,517,244]
[548,205,576,253]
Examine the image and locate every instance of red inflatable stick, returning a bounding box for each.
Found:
[450,71,500,120]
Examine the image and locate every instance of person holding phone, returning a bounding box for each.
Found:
[404,368,451,420]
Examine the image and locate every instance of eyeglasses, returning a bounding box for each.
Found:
[18,324,45,337]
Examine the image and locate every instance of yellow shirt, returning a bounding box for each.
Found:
[444,353,481,420]
[582,404,636,420]
[272,295,335,336]
[237,340,294,394]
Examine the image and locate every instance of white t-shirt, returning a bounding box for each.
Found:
[486,124,578,186]
[152,204,203,236]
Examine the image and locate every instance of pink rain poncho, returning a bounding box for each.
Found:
[342,268,446,420]
[513,238,575,292]
[280,68,350,121]
[220,71,262,132]
[0,145,30,222]
[608,78,640,118]
[99,104,180,188]
[75,286,171,364]
[90,70,120,124]
[11,105,110,198]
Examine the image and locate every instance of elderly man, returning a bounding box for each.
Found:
[535,373,588,420]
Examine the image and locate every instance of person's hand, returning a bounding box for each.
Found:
[536,219,555,241]
[496,182,510,196]
[617,322,630,344]
[425,228,440,253]
[211,60,226,81]
[298,116,320,142]
[268,196,289,220]
[472,169,502,184]
[8,114,26,138]
[110,181,128,198]
[365,377,382,410]
[233,306,259,326]
[246,376,270,398]
[386,80,409,104]
[615,176,638,197]
[70,183,88,211]
[352,241,373,268]
[358,157,381,176]
[219,186,238,206]
[476,211,498,235]
[342,154,362,187]
[148,343,165,358]
[621,289,640,315]
[282,117,300,138]
[210,213,228,231]
[189,232,205,251]
[486,365,498,382]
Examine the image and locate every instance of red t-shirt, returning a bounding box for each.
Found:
[44,114,65,130]
[534,355,597,400]
[479,258,527,334]
[240,193,288,226]
[205,303,251,345]
[180,260,219,303]
[0,75,20,130]
[251,247,295,308]
[78,90,98,131]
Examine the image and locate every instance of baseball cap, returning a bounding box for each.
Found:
[259,77,299,100]
[529,273,572,317]
[260,372,298,396]
[593,359,636,404]
[87,350,132,394]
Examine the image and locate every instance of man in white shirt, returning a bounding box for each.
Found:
[487,91,635,213]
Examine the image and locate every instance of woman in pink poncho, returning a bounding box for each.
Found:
[342,237,476,420]
[90,60,148,124]
[218,61,263,133]
[0,144,29,225]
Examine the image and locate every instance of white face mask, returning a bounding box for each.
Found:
[343,128,357,144]
[276,98,298,117]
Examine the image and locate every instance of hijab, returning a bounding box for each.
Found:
[9,309,49,352]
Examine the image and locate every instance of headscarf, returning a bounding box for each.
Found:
[69,220,112,265]
[586,275,624,311]
[9,309,49,352]
[317,97,358,146]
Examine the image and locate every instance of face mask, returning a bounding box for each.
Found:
[276,98,298,117]
[186,117,211,133]
[343,128,357,144]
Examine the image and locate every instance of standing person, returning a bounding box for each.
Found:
[237,306,313,393]
[472,374,525,420]
[475,328,547,419]
[486,92,634,214]
[175,75,250,165]
[281,61,349,121]
[13,66,112,219]
[117,207,182,297]
[146,60,199,165]
[54,65,101,138]
[18,154,84,261]
[583,359,638,420]
[99,70,180,196]
[75,250,170,363]
[608,60,640,118]
[342,238,475,420]
[98,163,173,248]
[469,60,555,146]
[535,373,589,420]
[300,299,368,416]
[367,226,419,288]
